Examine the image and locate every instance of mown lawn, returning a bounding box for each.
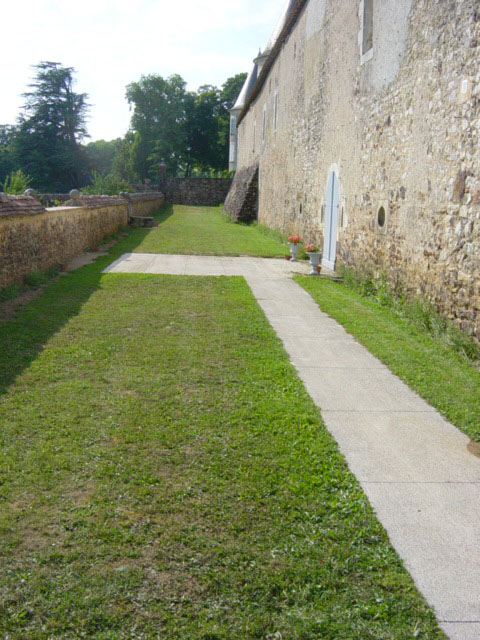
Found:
[296,276,480,443]
[0,217,444,638]
[130,204,288,257]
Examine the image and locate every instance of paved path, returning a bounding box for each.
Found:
[104,254,480,640]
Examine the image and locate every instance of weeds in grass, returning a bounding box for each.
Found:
[0,284,20,302]
[338,264,480,363]
[23,266,60,289]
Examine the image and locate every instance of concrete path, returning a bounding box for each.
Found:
[104,253,480,640]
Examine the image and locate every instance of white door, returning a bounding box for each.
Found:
[322,170,339,270]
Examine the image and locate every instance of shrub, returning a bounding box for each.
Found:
[3,169,31,194]
[82,171,132,195]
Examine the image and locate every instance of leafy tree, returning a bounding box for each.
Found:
[0,125,16,186]
[111,131,138,183]
[13,62,89,191]
[126,74,192,179]
[3,169,31,194]
[124,71,248,178]
[186,85,223,172]
[86,139,122,176]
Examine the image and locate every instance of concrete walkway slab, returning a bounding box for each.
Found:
[103,253,480,640]
[323,411,480,483]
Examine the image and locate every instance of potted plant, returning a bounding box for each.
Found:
[305,243,322,275]
[288,235,302,261]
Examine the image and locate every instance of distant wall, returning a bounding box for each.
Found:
[162,177,232,206]
[0,192,164,289]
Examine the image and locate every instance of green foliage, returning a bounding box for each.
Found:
[126,74,191,179]
[125,71,247,179]
[23,266,59,289]
[81,170,132,195]
[86,138,122,175]
[337,265,480,363]
[2,169,31,194]
[0,284,20,302]
[13,61,89,191]
[0,125,16,186]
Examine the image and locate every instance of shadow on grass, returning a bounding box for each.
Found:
[154,201,174,223]
[0,206,171,396]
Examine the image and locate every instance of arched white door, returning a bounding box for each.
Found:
[322,170,339,270]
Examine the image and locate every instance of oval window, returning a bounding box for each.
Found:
[377,206,386,228]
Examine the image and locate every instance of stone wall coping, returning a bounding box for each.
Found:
[0,193,46,218]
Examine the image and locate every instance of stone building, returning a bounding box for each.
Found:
[225,0,480,339]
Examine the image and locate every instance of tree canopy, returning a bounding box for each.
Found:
[13,62,89,191]
[0,65,247,192]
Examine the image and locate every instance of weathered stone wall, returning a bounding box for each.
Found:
[224,166,258,222]
[0,193,164,289]
[162,178,232,206]
[236,0,480,338]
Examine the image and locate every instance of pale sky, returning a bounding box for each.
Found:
[1,0,282,142]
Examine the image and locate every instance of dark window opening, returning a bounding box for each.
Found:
[362,0,373,56]
[377,206,385,228]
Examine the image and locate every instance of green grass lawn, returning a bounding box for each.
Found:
[296,276,480,443]
[130,204,288,256]
[0,219,444,638]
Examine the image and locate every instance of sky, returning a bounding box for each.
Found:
[1,0,282,142]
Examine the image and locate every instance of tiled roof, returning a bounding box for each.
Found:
[0,193,46,218]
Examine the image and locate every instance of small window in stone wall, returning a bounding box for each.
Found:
[362,0,373,55]
[360,0,374,63]
[375,201,389,233]
[339,198,347,228]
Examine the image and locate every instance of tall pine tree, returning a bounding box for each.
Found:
[14,62,89,191]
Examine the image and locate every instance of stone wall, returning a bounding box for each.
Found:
[224,166,259,222]
[235,0,480,339]
[162,177,232,206]
[0,192,164,289]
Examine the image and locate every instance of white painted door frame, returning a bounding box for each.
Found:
[322,167,339,270]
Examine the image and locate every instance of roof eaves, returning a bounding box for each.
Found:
[237,0,308,125]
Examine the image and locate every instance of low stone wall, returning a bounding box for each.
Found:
[163,177,232,206]
[0,192,164,289]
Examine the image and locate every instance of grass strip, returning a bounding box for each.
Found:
[130,204,289,257]
[295,276,480,443]
[0,258,443,637]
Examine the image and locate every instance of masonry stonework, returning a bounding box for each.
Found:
[230,0,480,338]
[162,178,232,206]
[0,193,164,289]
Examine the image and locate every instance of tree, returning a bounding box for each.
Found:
[186,85,223,172]
[86,138,122,176]
[0,125,16,186]
[13,62,89,191]
[126,74,192,179]
[125,71,248,178]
